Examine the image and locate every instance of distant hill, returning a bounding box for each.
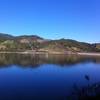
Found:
[0,33,44,40]
[94,43,100,50]
[41,39,100,52]
[0,33,14,40]
[15,35,45,44]
[0,33,100,52]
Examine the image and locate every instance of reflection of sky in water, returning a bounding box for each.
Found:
[0,54,100,100]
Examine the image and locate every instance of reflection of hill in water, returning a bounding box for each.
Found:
[0,54,100,68]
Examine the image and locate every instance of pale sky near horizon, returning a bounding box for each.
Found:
[0,0,100,43]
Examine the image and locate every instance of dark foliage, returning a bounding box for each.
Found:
[68,75,100,100]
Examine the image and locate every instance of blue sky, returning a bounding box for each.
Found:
[0,0,100,43]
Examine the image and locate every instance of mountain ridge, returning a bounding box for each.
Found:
[0,33,100,52]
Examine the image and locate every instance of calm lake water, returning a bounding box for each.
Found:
[0,54,100,100]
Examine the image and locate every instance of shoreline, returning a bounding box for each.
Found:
[77,52,100,56]
[0,51,100,56]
